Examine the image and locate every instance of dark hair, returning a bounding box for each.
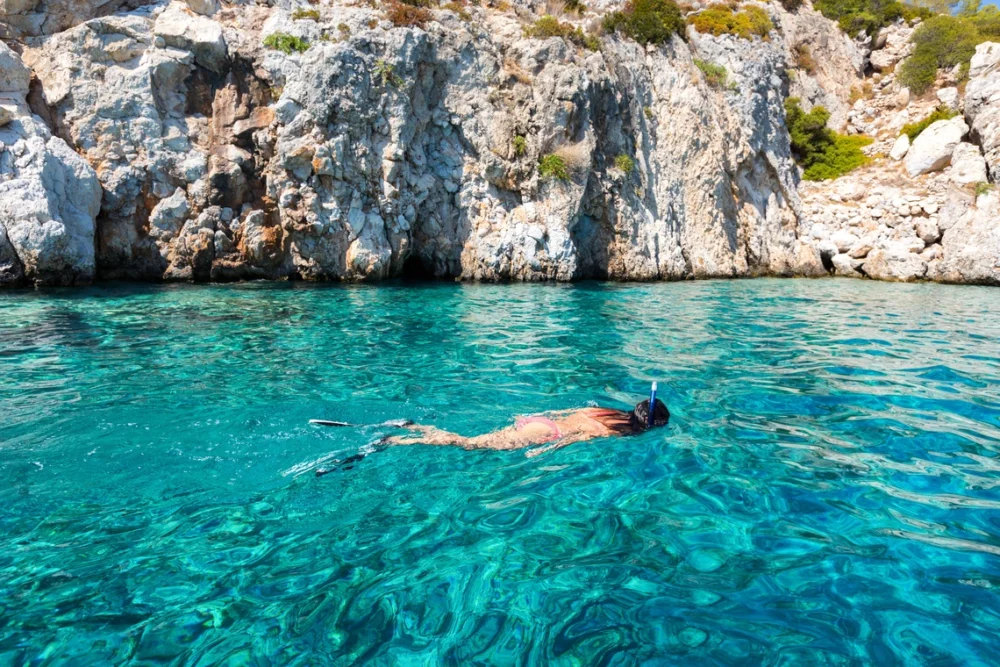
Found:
[630,398,669,431]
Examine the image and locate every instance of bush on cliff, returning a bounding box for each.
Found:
[525,16,601,50]
[900,105,957,140]
[811,0,919,36]
[694,58,729,87]
[897,11,1000,94]
[687,4,773,40]
[785,97,872,180]
[263,32,310,54]
[602,0,685,45]
[539,154,570,181]
[386,0,432,27]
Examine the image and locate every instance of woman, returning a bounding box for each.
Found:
[386,398,670,457]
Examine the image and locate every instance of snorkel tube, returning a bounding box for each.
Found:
[647,381,657,428]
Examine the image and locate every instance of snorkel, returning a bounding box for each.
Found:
[647,381,657,428]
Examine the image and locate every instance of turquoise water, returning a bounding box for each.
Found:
[2,279,1000,665]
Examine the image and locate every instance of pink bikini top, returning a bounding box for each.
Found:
[515,416,563,442]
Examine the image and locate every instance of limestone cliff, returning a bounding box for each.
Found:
[1,0,998,286]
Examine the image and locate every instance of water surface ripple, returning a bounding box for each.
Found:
[1,279,999,665]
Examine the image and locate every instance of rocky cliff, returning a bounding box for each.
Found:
[1,0,998,286]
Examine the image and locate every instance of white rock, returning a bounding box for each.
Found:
[831,229,859,253]
[863,247,927,282]
[0,43,31,93]
[949,142,988,185]
[896,87,910,108]
[920,244,941,261]
[848,242,873,259]
[915,219,940,244]
[154,2,227,73]
[904,118,969,177]
[185,0,218,16]
[837,181,867,201]
[936,87,959,109]
[832,253,862,276]
[889,134,910,161]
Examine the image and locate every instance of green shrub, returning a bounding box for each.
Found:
[812,0,905,36]
[897,14,990,94]
[602,0,685,46]
[263,32,310,54]
[687,3,773,40]
[615,154,635,172]
[291,8,321,20]
[513,135,527,156]
[564,0,587,13]
[374,58,403,87]
[974,181,993,196]
[525,16,600,50]
[900,105,958,141]
[644,106,654,119]
[694,58,728,86]
[785,97,872,181]
[539,154,570,181]
[780,0,803,10]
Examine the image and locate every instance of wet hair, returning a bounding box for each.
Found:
[589,399,669,435]
[629,398,670,432]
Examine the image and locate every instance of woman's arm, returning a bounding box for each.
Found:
[524,433,595,457]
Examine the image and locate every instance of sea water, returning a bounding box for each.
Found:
[1,279,999,665]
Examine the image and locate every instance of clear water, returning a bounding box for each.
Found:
[2,279,1000,665]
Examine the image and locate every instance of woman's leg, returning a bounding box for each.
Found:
[386,424,472,448]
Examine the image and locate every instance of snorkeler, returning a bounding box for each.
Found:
[385,398,670,457]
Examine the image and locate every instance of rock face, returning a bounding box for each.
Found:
[0,0,152,38]
[929,192,1000,284]
[904,118,968,177]
[2,1,999,287]
[0,42,102,286]
[17,1,821,283]
[778,3,864,130]
[950,142,988,185]
[965,41,1000,180]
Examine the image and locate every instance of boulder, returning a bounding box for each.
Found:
[889,134,910,161]
[936,86,959,109]
[185,0,218,16]
[0,42,102,286]
[904,118,968,177]
[928,192,1000,284]
[896,87,910,108]
[949,142,988,185]
[831,229,859,253]
[915,219,940,245]
[0,42,31,93]
[0,133,102,286]
[832,252,862,276]
[862,246,928,282]
[153,2,227,73]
